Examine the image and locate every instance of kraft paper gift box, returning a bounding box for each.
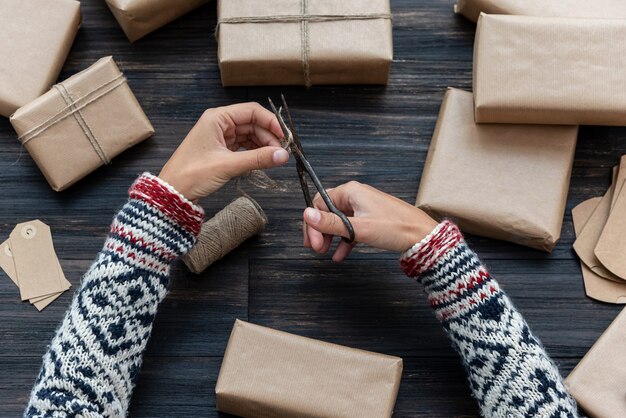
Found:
[566,307,626,417]
[0,0,81,117]
[415,88,578,252]
[474,14,626,126]
[216,0,394,87]
[10,57,154,192]
[216,320,403,418]
[455,0,626,23]
[105,0,210,42]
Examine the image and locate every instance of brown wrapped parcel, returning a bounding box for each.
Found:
[0,0,81,117]
[415,88,578,252]
[10,57,154,191]
[216,320,403,418]
[105,0,209,42]
[474,14,626,126]
[455,0,626,23]
[217,0,393,87]
[566,307,626,417]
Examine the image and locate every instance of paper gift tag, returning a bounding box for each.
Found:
[9,220,68,301]
[573,183,625,283]
[596,173,626,280]
[573,198,626,304]
[611,155,626,209]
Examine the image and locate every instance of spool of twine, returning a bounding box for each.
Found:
[182,196,268,274]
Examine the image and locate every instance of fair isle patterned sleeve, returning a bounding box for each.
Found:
[25,173,204,418]
[401,221,580,418]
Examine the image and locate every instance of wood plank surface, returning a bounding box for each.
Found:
[0,0,625,416]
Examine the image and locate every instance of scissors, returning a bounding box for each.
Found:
[268,95,355,243]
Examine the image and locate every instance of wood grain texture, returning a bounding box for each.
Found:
[0,0,625,416]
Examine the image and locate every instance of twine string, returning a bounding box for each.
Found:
[216,10,392,87]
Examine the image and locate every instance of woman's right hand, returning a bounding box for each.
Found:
[303,181,439,262]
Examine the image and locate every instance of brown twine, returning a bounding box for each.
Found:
[215,2,392,87]
[18,74,127,146]
[181,196,268,274]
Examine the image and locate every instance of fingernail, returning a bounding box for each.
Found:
[273,149,289,164]
[305,207,321,223]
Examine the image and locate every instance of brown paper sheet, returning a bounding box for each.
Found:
[573,183,625,282]
[596,172,626,280]
[216,320,403,418]
[105,0,209,42]
[0,0,81,117]
[217,0,393,86]
[415,88,578,252]
[473,14,626,126]
[566,307,626,417]
[10,56,154,191]
[454,0,626,23]
[573,198,626,304]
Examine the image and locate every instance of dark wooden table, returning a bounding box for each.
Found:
[0,1,623,416]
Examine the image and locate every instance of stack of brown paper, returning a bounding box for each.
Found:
[0,220,71,311]
[473,14,626,126]
[415,88,578,252]
[216,320,403,418]
[217,0,393,87]
[10,56,154,192]
[566,307,626,417]
[105,0,210,42]
[0,0,81,117]
[455,0,626,23]
[572,157,626,304]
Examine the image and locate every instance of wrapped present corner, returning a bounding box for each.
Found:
[0,0,81,117]
[216,320,403,418]
[455,0,626,23]
[216,0,393,87]
[473,14,626,126]
[415,88,578,252]
[10,57,154,192]
[105,0,210,42]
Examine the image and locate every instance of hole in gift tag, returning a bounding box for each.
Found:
[4,244,12,258]
[21,224,37,240]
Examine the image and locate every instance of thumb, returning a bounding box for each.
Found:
[304,207,354,239]
[227,147,289,177]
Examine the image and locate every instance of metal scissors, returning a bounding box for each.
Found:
[268,95,355,243]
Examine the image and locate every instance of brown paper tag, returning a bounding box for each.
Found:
[573,198,626,304]
[596,170,626,280]
[611,155,626,209]
[9,220,68,301]
[573,184,625,283]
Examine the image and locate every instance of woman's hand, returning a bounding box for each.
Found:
[303,181,438,261]
[159,102,289,201]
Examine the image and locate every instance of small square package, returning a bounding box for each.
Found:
[10,57,154,191]
[455,0,626,23]
[217,0,393,87]
[566,307,626,417]
[474,14,626,126]
[415,88,578,252]
[0,0,81,117]
[105,0,210,42]
[216,320,403,418]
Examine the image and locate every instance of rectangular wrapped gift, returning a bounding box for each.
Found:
[105,0,210,42]
[10,57,154,192]
[566,307,626,417]
[455,0,626,23]
[474,14,626,126]
[415,88,578,252]
[0,0,81,117]
[216,0,393,87]
[216,320,403,418]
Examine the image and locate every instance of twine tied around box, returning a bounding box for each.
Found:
[17,73,128,165]
[216,0,392,87]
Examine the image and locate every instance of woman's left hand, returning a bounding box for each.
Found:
[159,102,290,201]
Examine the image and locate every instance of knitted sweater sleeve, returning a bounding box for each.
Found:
[400,221,579,418]
[24,173,204,418]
